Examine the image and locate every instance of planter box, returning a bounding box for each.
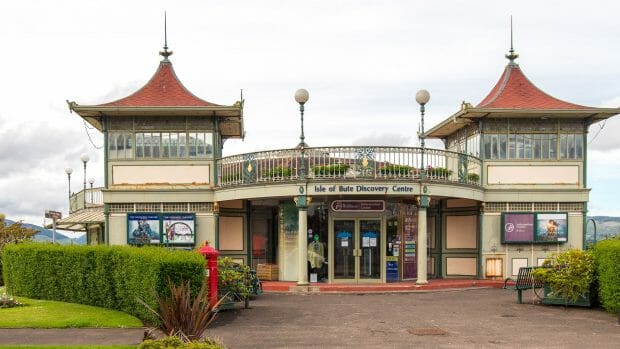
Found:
[257,263,279,281]
[541,284,592,307]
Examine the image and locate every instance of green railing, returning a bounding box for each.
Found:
[218,146,481,187]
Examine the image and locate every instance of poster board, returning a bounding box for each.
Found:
[162,213,195,245]
[502,213,534,243]
[535,213,568,243]
[502,212,568,244]
[127,213,161,244]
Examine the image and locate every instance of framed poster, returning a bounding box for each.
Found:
[535,213,568,243]
[127,213,161,244]
[502,213,534,243]
[401,204,417,279]
[163,213,195,245]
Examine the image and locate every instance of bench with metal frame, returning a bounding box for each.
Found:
[503,266,544,304]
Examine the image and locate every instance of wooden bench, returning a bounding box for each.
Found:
[503,266,543,304]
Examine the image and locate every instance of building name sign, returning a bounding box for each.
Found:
[312,184,415,194]
[331,200,385,212]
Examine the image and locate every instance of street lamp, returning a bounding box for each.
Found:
[80,154,90,208]
[64,167,73,200]
[88,177,95,205]
[415,89,430,178]
[294,88,309,179]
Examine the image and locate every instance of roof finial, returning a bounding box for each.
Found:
[160,11,173,61]
[505,15,519,64]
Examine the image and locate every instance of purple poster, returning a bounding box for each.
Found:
[503,213,534,243]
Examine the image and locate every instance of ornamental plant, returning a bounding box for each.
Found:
[379,164,412,175]
[139,278,225,342]
[532,249,595,303]
[217,257,252,307]
[312,164,350,176]
[262,166,292,178]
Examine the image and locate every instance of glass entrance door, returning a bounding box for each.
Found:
[333,219,382,282]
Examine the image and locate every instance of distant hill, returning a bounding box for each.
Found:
[587,216,620,241]
[3,219,86,245]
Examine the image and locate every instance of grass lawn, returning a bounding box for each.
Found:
[0,289,142,328]
[0,345,136,349]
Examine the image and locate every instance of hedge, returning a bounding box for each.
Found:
[2,243,205,324]
[593,239,620,314]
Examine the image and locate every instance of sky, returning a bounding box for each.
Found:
[1,0,619,225]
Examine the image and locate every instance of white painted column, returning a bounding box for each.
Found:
[297,207,309,286]
[416,206,428,284]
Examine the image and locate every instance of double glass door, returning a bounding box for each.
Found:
[333,219,382,282]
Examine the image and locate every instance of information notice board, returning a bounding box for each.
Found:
[402,204,418,279]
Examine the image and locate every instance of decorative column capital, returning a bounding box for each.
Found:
[417,195,430,208]
[294,195,312,209]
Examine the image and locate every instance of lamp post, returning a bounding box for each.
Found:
[415,89,430,179]
[294,88,309,179]
[64,167,73,200]
[415,89,430,285]
[80,154,90,209]
[294,88,310,287]
[88,177,95,205]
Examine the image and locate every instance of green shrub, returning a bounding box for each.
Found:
[262,166,292,178]
[467,173,480,182]
[2,243,205,324]
[217,257,252,305]
[0,218,38,286]
[532,249,595,303]
[312,164,350,176]
[139,336,225,349]
[426,167,452,178]
[593,239,620,313]
[379,164,412,175]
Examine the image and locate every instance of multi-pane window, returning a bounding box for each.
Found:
[483,133,580,160]
[108,132,133,159]
[189,132,212,158]
[116,132,212,160]
[481,118,583,161]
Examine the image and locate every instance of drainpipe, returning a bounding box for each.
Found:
[103,114,110,245]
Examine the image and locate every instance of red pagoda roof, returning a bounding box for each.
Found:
[477,63,586,109]
[102,60,219,107]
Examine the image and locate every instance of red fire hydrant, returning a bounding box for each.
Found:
[198,241,220,308]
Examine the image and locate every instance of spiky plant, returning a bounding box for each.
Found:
[140,278,225,341]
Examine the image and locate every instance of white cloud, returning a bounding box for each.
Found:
[1,0,620,222]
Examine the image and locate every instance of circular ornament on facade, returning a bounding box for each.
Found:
[423,185,428,194]
[299,186,305,194]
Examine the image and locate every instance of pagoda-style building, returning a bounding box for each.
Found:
[66,45,243,252]
[427,47,619,278]
[61,40,619,286]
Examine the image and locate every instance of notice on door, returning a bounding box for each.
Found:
[402,204,418,279]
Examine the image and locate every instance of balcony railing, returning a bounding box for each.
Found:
[69,187,104,213]
[218,146,481,187]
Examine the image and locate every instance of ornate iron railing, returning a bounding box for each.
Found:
[218,146,481,187]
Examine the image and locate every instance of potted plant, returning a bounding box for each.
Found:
[532,249,595,306]
[262,166,292,179]
[312,164,350,176]
[379,164,412,176]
